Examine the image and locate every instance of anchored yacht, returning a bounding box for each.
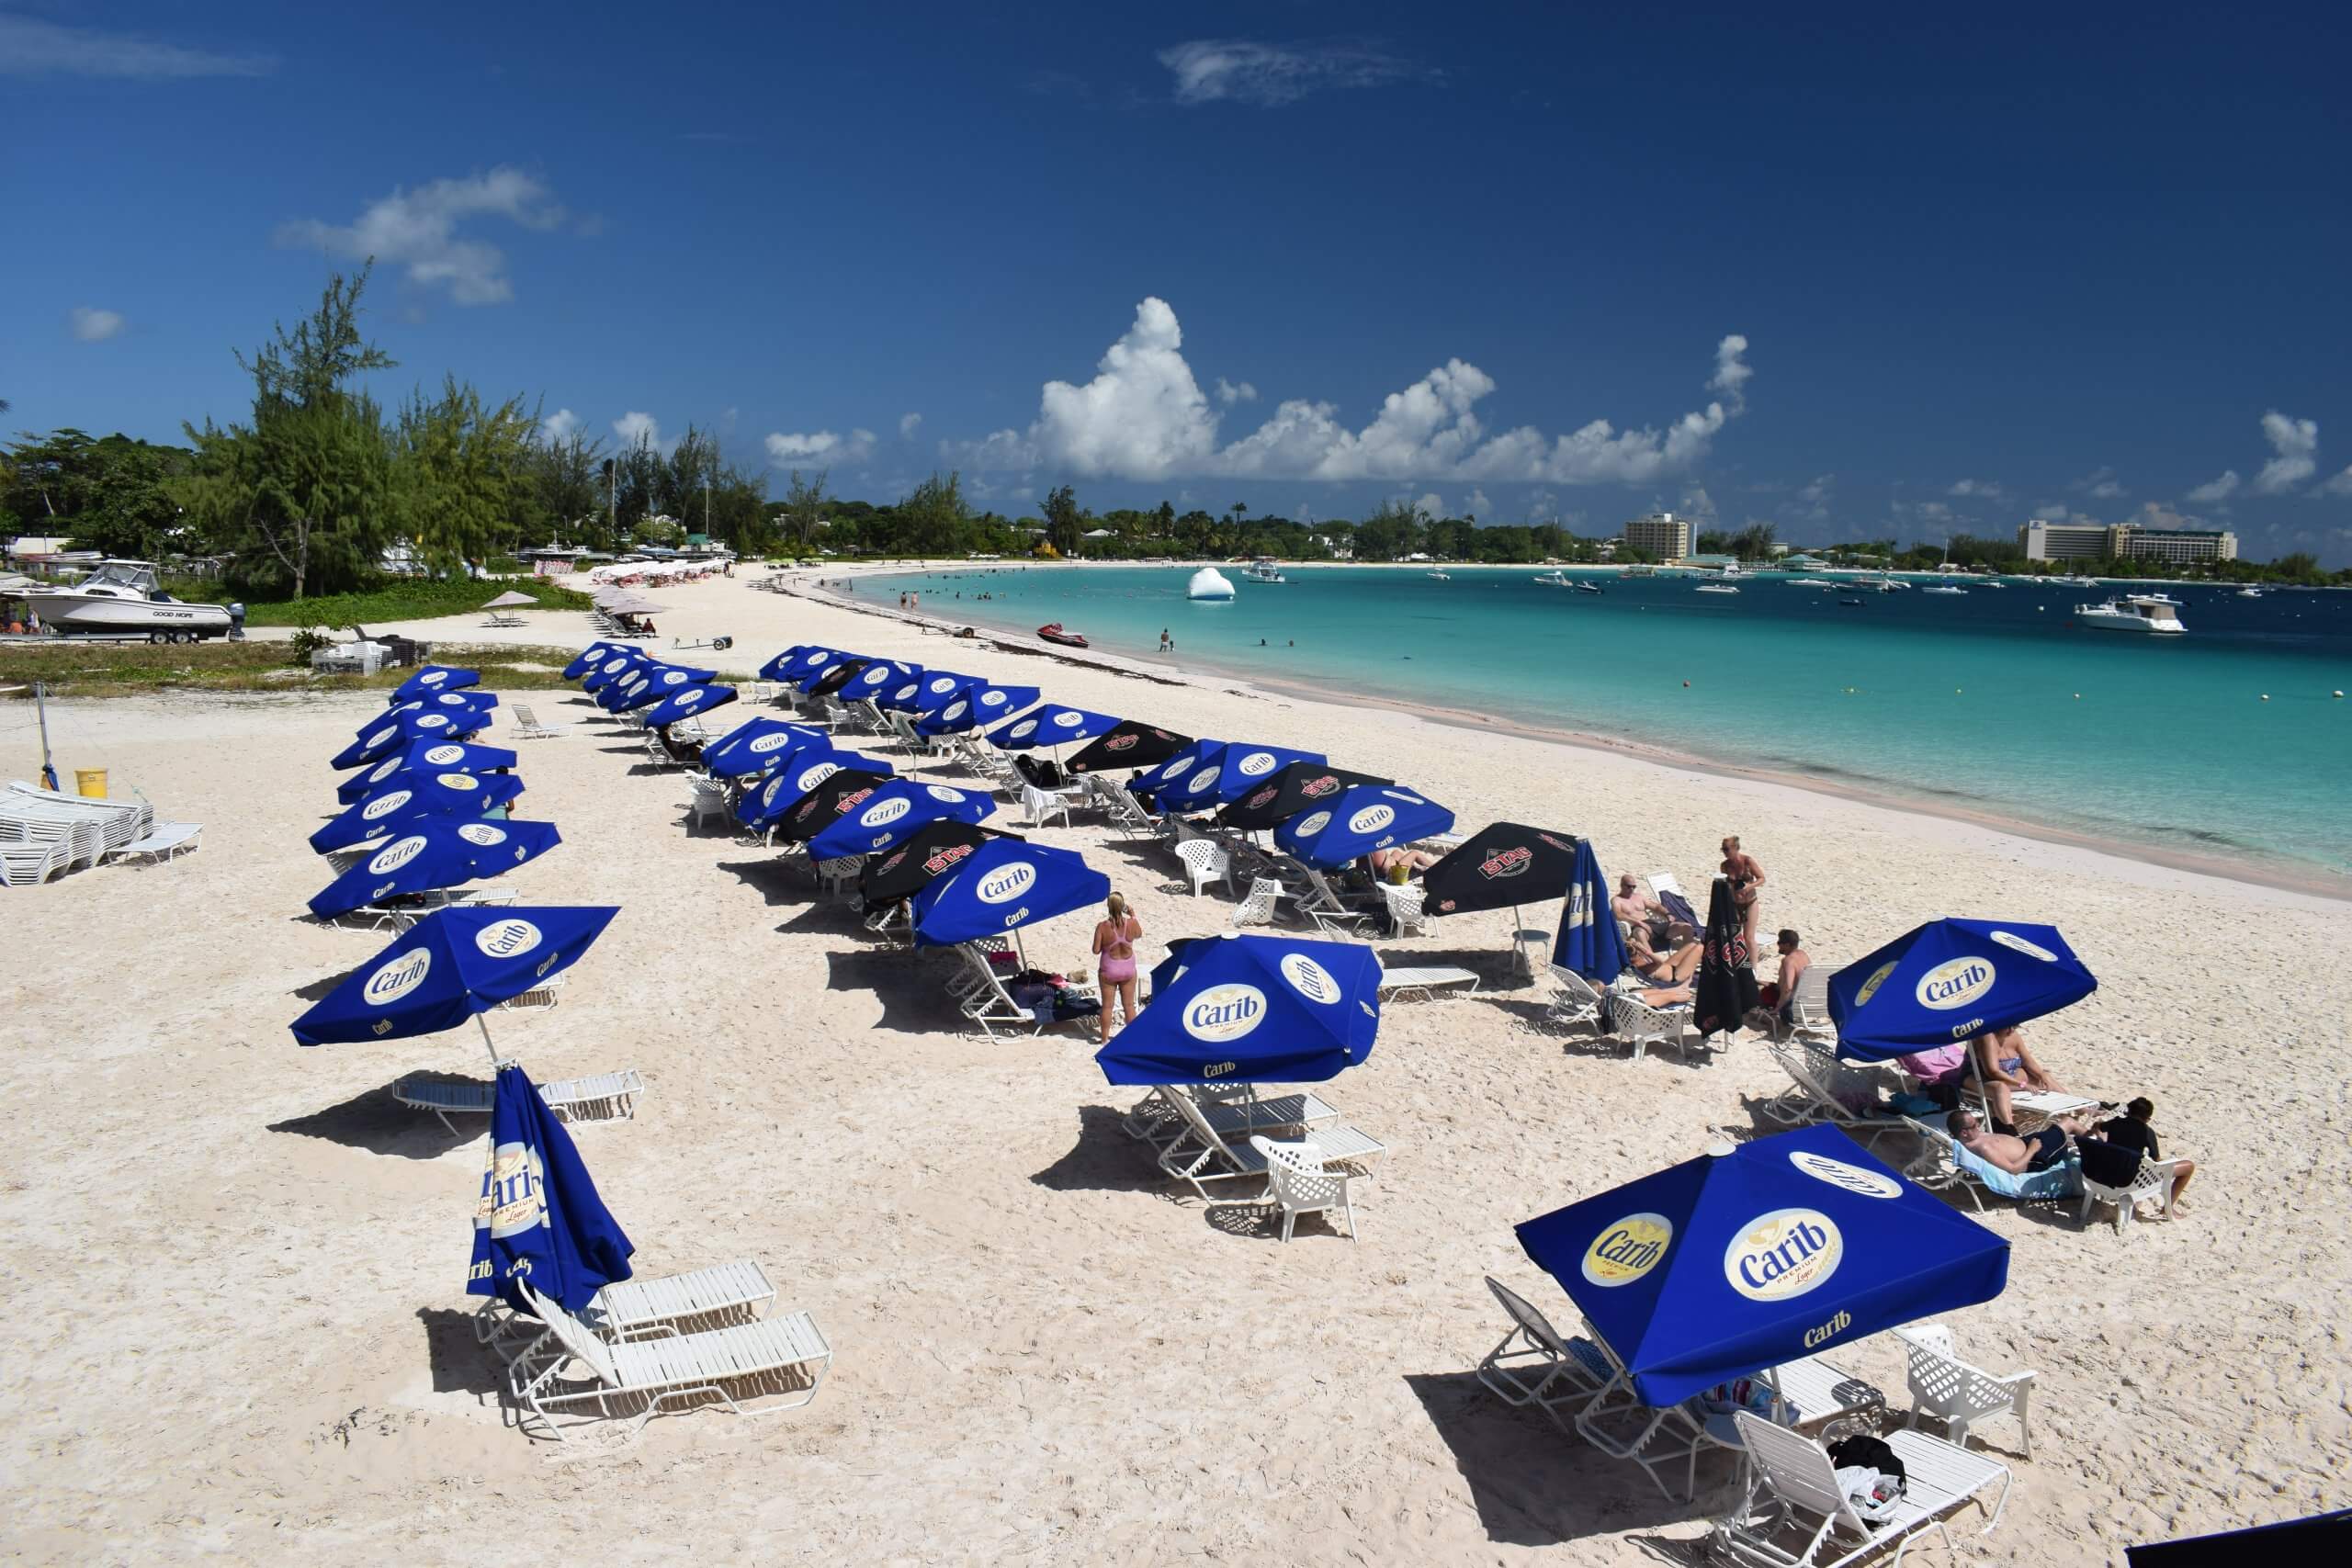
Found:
[2075,593,2187,634]
[1244,557,1286,583]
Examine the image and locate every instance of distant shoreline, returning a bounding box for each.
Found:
[791,565,2350,905]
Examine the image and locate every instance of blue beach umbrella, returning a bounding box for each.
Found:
[467,1060,635,1314]
[1130,737,1224,807]
[795,654,868,694]
[390,690,500,719]
[769,645,845,683]
[331,706,493,770]
[1274,784,1455,869]
[1156,742,1328,813]
[1554,839,1631,981]
[561,643,623,681]
[839,659,918,703]
[1098,933,1382,1086]
[307,818,561,919]
[390,664,480,702]
[336,738,520,804]
[290,904,622,1054]
[897,670,978,713]
[700,717,827,778]
[581,651,646,693]
[611,666,713,712]
[644,682,736,728]
[737,748,896,829]
[1827,919,2098,1062]
[311,770,526,853]
[987,702,1117,750]
[915,681,1042,737]
[1514,1123,2009,1409]
[910,839,1109,947]
[806,778,992,861]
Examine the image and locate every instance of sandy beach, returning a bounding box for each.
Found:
[6,568,2349,1564]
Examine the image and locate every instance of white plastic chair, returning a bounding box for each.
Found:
[687,778,732,832]
[1173,837,1232,897]
[1231,875,1286,929]
[1022,784,1074,829]
[1381,880,1428,936]
[1892,1323,2035,1458]
[1249,1135,1359,1242]
[2078,1153,2183,1234]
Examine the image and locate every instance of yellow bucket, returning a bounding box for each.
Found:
[75,768,107,799]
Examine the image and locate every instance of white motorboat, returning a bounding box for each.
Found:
[1923,584,1968,595]
[1427,569,1453,581]
[1786,578,1838,588]
[1695,582,1740,595]
[2236,586,2264,599]
[1244,557,1286,583]
[2075,593,2187,634]
[1532,570,1570,587]
[20,559,232,640]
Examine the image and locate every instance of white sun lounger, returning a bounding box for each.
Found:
[1155,1086,1384,1202]
[392,1068,645,1133]
[1119,1083,1342,1151]
[1763,1040,1906,1148]
[1712,1410,2009,1567]
[477,1258,778,1360]
[1376,965,1481,1001]
[506,1280,831,1442]
[509,704,566,739]
[106,821,202,863]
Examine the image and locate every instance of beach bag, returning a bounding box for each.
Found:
[1828,1434,1906,1489]
[1703,1377,1796,1426]
[1890,1091,1943,1118]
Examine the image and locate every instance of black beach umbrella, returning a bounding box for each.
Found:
[809,659,873,698]
[1419,822,1579,918]
[1691,874,1759,1038]
[771,768,895,844]
[1217,761,1392,831]
[1067,721,1193,775]
[859,820,1020,907]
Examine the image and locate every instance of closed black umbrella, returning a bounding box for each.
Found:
[1419,822,1579,917]
[771,768,893,843]
[1692,874,1759,1037]
[859,820,1020,907]
[1217,761,1391,831]
[1067,720,1192,775]
[809,659,871,697]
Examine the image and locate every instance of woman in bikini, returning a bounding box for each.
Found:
[1092,892,1144,1045]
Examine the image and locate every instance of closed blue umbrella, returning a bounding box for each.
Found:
[699,717,827,778]
[1097,933,1381,1085]
[644,682,736,728]
[581,651,646,693]
[1513,1123,2008,1409]
[1274,784,1454,869]
[899,670,979,713]
[612,666,713,712]
[336,739,519,804]
[806,778,992,861]
[389,689,500,719]
[795,654,868,694]
[390,664,480,702]
[915,681,1042,737]
[467,1061,634,1314]
[1131,737,1223,805]
[737,749,895,829]
[561,642,623,680]
[910,840,1108,947]
[1155,742,1327,813]
[311,770,526,853]
[308,818,561,919]
[331,706,493,770]
[986,703,1117,750]
[1553,839,1630,981]
[290,904,621,1055]
[1827,919,2098,1061]
[838,659,917,703]
[770,645,846,684]
[755,645,810,681]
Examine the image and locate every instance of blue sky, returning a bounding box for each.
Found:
[6,1,2350,561]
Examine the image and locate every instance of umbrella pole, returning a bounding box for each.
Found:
[476,1013,503,1068]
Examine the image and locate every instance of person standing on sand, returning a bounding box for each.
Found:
[1092,892,1143,1044]
[1720,835,1764,945]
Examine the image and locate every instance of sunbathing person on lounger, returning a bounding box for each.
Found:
[1624,920,1702,985]
[1949,1106,2099,1177]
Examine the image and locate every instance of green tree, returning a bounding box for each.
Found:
[899,469,970,555]
[390,376,537,572]
[1041,484,1082,555]
[526,428,607,544]
[782,468,830,551]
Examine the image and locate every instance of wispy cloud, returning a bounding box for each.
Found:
[899,412,922,439]
[765,428,876,467]
[276,167,566,306]
[1159,38,1434,107]
[2068,466,2126,500]
[2185,470,2240,504]
[69,307,125,343]
[2253,411,2319,494]
[1946,478,2007,503]
[948,296,1751,486]
[0,13,276,79]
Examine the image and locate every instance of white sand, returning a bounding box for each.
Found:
[5,570,2348,1563]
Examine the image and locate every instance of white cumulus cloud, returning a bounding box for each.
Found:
[1215,378,1258,405]
[275,167,566,305]
[1466,487,1493,519]
[764,428,876,466]
[898,412,922,439]
[2185,470,2241,504]
[953,298,1750,488]
[1412,492,1445,520]
[69,307,125,342]
[2254,411,2319,494]
[2318,467,2352,498]
[613,412,669,453]
[539,408,582,445]
[1159,38,1429,107]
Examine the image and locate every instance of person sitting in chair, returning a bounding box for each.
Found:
[1367,844,1437,884]
[1625,919,1702,986]
[2083,1097,2196,1215]
[1971,1025,2064,1133]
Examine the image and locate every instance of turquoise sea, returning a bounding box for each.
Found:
[869,565,2352,883]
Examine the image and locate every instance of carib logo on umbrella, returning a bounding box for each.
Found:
[1183,983,1265,1043]
[1235,750,1279,777]
[1293,810,1331,838]
[362,789,414,820]
[421,671,449,686]
[796,761,841,792]
[1186,766,1221,794]
[457,823,508,848]
[1278,953,1340,1006]
[435,773,481,792]
[1348,803,1396,835]
[365,946,433,1006]
[1053,711,1085,729]
[978,690,1011,708]
[942,700,968,721]
[926,785,967,803]
[368,835,429,875]
[927,676,958,695]
[1010,718,1038,740]
[1916,957,1996,1010]
[416,713,450,730]
[424,744,466,765]
[977,861,1035,904]
[476,1139,548,1248]
[1582,1212,1672,1287]
[861,795,912,829]
[750,732,791,754]
[1724,1209,1842,1302]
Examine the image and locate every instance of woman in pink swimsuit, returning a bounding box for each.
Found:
[1092,892,1143,1044]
